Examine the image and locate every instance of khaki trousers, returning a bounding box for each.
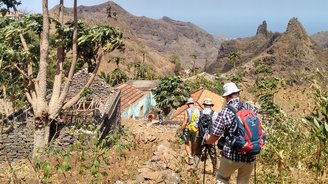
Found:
[216,156,254,184]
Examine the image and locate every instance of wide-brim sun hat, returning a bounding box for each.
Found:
[222,82,240,97]
[203,98,214,106]
[186,98,195,104]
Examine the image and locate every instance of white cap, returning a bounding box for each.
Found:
[186,98,195,104]
[222,82,240,97]
[203,98,214,106]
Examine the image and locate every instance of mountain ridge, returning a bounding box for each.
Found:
[50,1,220,75]
[207,18,328,82]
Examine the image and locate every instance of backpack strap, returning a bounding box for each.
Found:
[198,110,203,127]
[224,104,240,137]
[210,110,214,117]
[227,104,238,114]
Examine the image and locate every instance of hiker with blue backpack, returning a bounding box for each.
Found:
[194,98,218,175]
[179,98,200,165]
[205,82,266,184]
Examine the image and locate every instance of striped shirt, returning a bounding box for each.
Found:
[211,97,256,163]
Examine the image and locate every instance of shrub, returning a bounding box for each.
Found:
[152,76,190,115]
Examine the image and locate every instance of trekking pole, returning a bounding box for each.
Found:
[201,130,209,184]
[203,146,208,184]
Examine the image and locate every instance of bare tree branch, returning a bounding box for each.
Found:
[20,35,33,79]
[49,0,65,115]
[58,0,78,105]
[12,63,28,79]
[63,49,103,110]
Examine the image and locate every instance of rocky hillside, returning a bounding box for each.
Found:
[207,18,328,82]
[50,1,220,75]
[311,31,328,48]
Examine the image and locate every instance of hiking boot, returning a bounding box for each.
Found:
[187,156,194,165]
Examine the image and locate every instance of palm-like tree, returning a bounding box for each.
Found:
[228,51,240,71]
[190,54,198,75]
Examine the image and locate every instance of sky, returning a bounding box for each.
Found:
[18,0,328,38]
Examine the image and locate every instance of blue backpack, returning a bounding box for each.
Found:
[227,103,265,155]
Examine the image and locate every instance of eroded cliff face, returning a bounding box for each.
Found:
[207,18,328,80]
[50,1,221,75]
[207,20,279,73]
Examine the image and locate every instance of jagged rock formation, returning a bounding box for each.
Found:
[207,21,279,73]
[256,20,268,37]
[50,1,220,75]
[207,18,328,81]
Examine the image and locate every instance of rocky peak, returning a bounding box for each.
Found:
[256,20,268,37]
[285,17,309,41]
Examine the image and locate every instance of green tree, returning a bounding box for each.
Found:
[185,76,224,95]
[169,53,182,75]
[303,81,328,183]
[0,0,124,156]
[190,54,200,75]
[152,76,190,115]
[127,61,154,80]
[228,51,240,71]
[138,49,147,63]
[109,68,128,86]
[0,0,21,15]
[99,69,128,87]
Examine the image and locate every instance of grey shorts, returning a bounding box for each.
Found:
[180,128,197,142]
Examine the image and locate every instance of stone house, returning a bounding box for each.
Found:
[0,69,121,161]
[118,80,159,120]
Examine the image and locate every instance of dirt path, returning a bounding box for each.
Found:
[115,119,218,184]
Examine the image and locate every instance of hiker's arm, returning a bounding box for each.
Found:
[206,134,219,144]
[206,109,225,144]
[180,111,187,131]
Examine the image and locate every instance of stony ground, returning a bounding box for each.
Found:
[115,119,219,184]
[0,119,223,184]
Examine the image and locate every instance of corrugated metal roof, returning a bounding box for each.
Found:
[117,83,146,111]
[170,88,225,122]
[126,80,160,91]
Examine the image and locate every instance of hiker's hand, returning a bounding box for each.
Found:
[204,134,210,144]
[176,129,182,137]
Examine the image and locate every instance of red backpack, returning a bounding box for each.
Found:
[227,103,266,155]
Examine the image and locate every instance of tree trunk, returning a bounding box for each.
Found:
[35,0,50,117]
[32,0,50,158]
[32,119,50,157]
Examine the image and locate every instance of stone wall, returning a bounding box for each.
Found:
[0,89,121,162]
[0,113,34,162]
[50,89,121,149]
[99,90,121,141]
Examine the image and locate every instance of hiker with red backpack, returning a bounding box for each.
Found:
[194,98,218,175]
[205,82,266,184]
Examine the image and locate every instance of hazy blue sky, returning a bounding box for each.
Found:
[19,0,328,38]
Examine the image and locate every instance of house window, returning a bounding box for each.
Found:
[139,105,144,117]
